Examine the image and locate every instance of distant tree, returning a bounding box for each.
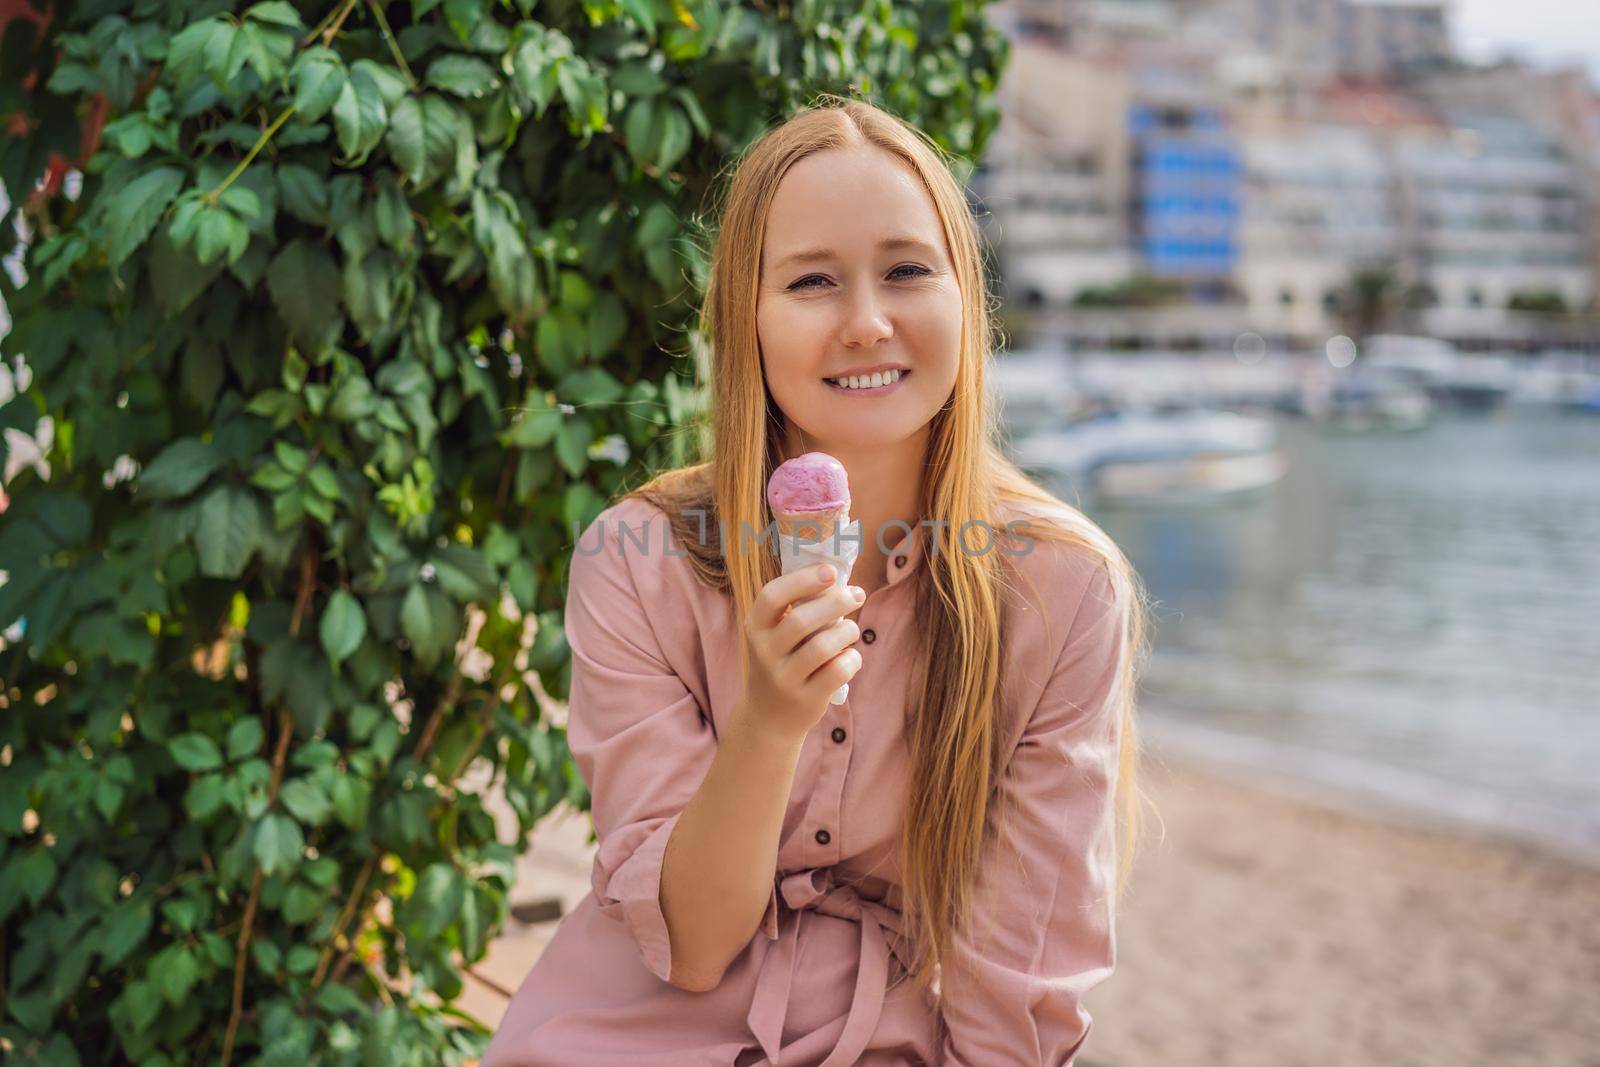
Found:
[1326,263,1405,340]
[1507,289,1570,314]
[1070,272,1185,309]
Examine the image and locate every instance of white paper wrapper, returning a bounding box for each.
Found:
[775,517,862,705]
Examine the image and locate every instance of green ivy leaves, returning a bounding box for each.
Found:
[387,94,475,193]
[332,63,391,163]
[1,1,1010,1063]
[104,167,185,268]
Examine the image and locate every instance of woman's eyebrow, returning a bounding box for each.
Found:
[773,235,940,270]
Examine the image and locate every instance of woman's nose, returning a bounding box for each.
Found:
[839,289,893,346]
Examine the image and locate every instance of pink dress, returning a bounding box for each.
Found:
[482,494,1125,1066]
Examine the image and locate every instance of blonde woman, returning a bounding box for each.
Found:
[484,95,1151,1067]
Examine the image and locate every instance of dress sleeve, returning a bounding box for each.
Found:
[563,504,780,988]
[937,561,1126,1066]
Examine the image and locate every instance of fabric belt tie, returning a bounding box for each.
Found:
[745,867,908,1067]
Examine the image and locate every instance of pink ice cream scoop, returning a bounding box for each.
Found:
[766,452,851,514]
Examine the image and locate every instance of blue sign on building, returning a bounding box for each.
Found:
[1129,103,1241,284]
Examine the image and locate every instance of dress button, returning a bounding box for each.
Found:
[831,727,846,743]
[815,828,831,845]
[861,628,876,644]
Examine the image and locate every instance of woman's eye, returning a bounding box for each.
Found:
[789,264,931,291]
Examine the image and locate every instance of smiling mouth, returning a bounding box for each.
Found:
[822,369,911,393]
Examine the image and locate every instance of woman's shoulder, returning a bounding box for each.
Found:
[993,496,1122,651]
[994,497,1112,591]
[570,495,706,605]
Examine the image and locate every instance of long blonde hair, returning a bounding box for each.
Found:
[616,93,1155,996]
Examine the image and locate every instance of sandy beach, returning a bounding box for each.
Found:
[1083,749,1600,1067]
[465,743,1600,1066]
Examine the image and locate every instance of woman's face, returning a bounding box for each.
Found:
[757,146,963,452]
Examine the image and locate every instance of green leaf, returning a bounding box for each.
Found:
[623,96,660,170]
[99,900,154,969]
[105,167,185,267]
[308,465,340,499]
[330,774,371,830]
[343,249,396,342]
[156,943,201,1004]
[193,204,250,267]
[282,883,321,925]
[656,103,692,171]
[219,185,263,226]
[319,589,366,667]
[429,544,497,603]
[386,95,465,191]
[405,863,463,940]
[149,225,225,315]
[267,237,343,351]
[253,813,304,875]
[195,485,265,579]
[557,367,625,405]
[166,19,230,92]
[184,775,228,820]
[245,1,305,30]
[162,897,200,934]
[332,66,388,162]
[138,438,222,500]
[400,581,456,668]
[555,416,594,477]
[505,391,560,448]
[280,778,332,826]
[291,47,346,124]
[619,0,656,38]
[226,718,265,761]
[168,733,223,772]
[426,54,498,98]
[277,162,330,225]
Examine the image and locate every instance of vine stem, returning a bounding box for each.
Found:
[308,594,474,1000]
[219,707,295,1067]
[365,0,416,87]
[220,538,316,1067]
[310,853,379,989]
[207,104,297,207]
[320,0,361,48]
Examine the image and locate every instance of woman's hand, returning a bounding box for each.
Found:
[737,564,865,743]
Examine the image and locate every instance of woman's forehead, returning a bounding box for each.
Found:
[763,149,944,259]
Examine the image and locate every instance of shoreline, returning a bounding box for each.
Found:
[1137,707,1600,872]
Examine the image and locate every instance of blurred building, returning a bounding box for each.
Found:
[1398,112,1592,313]
[1207,0,1451,78]
[979,0,1600,348]
[1128,87,1242,292]
[1236,119,1400,337]
[977,46,1137,309]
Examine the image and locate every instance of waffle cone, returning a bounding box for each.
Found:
[774,506,850,544]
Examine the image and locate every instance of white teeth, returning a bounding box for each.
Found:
[827,369,903,390]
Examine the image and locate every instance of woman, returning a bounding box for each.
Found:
[483,95,1152,1067]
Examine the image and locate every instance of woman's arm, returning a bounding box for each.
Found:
[938,559,1127,1065]
[660,708,805,991]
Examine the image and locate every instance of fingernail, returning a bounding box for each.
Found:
[849,586,866,602]
[817,564,834,581]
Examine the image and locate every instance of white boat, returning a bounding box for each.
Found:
[1505,351,1600,411]
[1360,335,1516,412]
[1301,369,1434,433]
[1013,409,1289,506]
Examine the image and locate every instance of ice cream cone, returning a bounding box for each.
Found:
[774,506,851,546]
